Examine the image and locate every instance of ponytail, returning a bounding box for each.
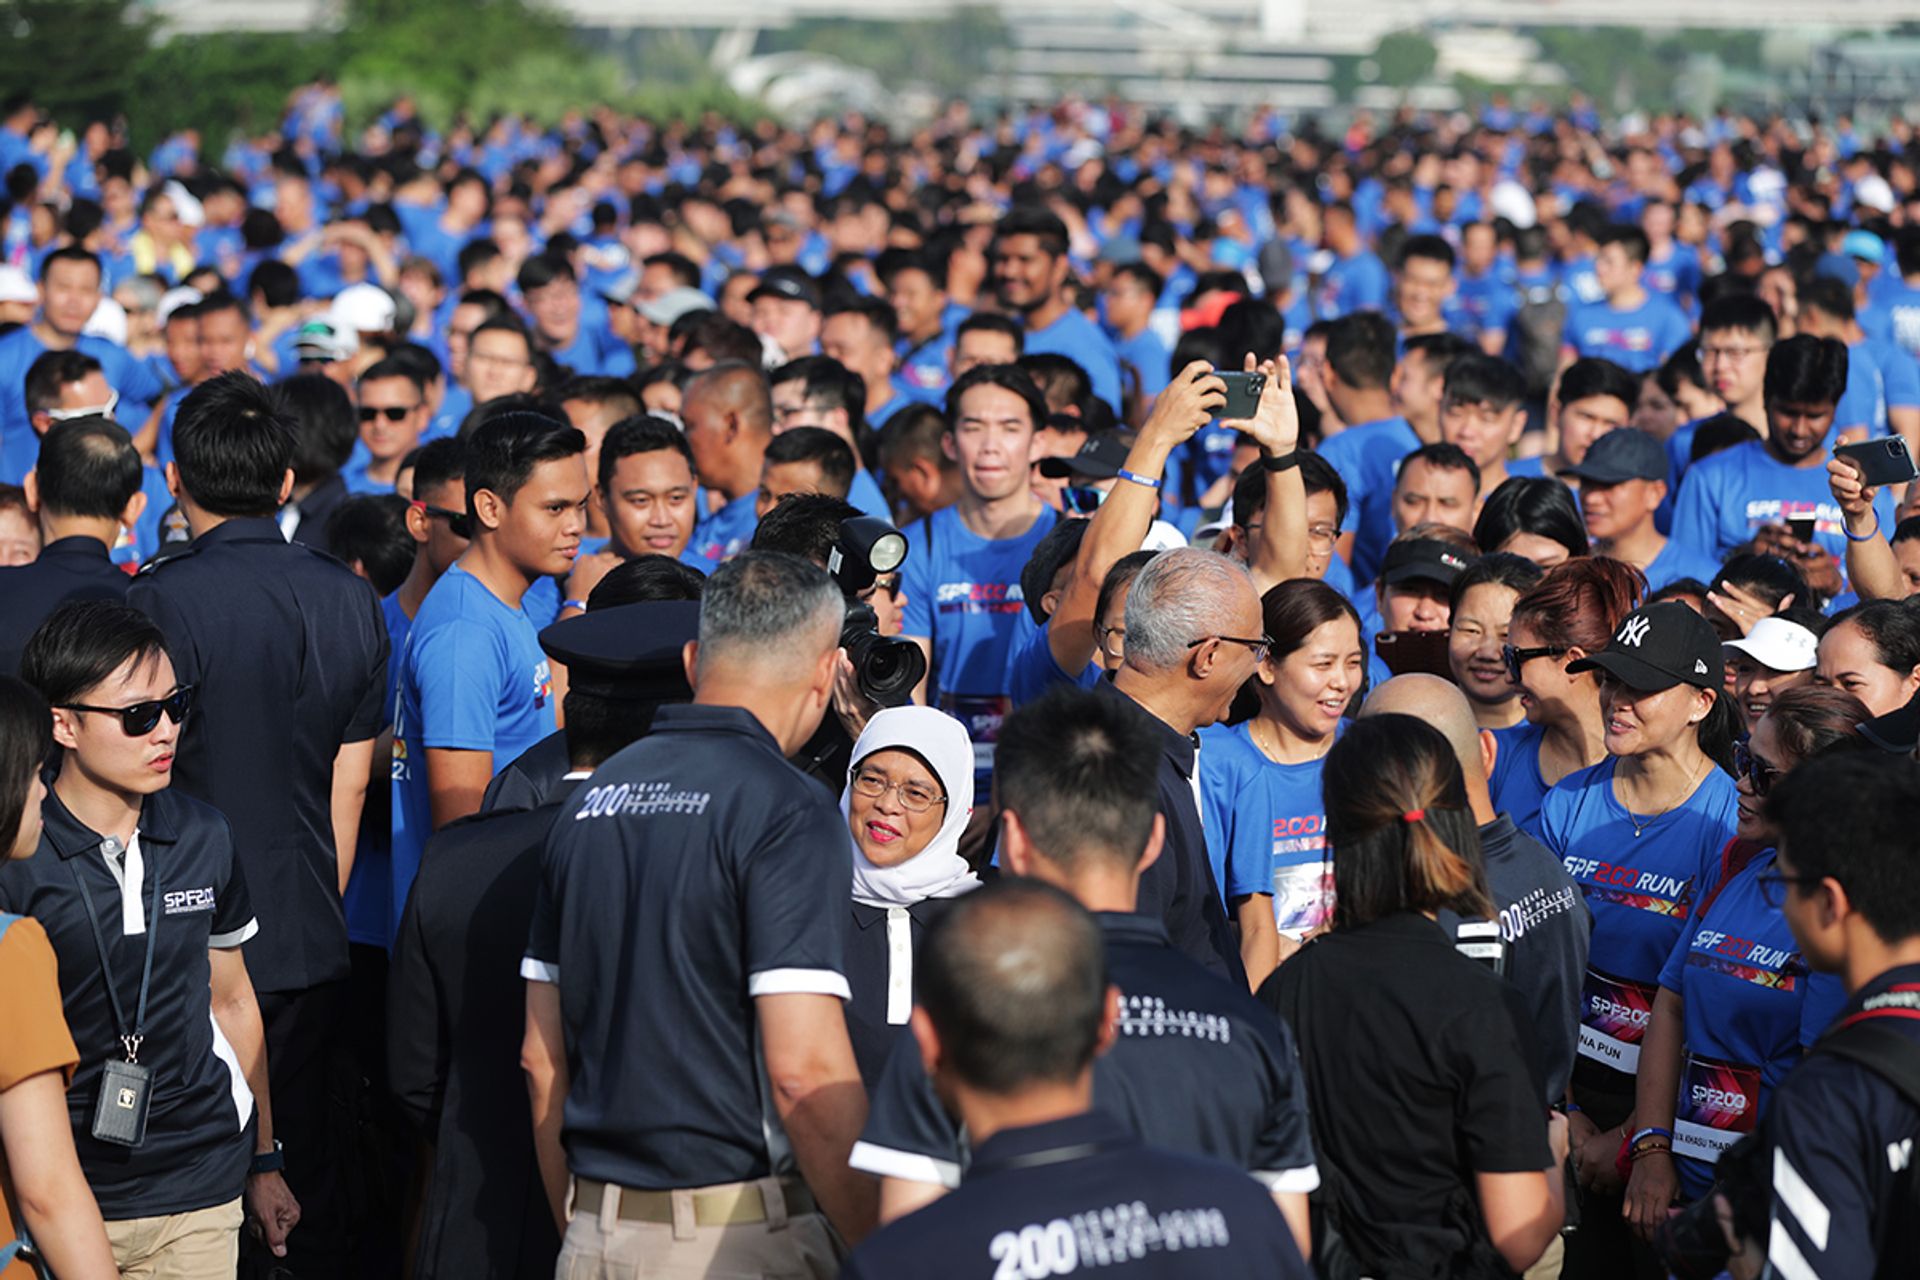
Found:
[1323,716,1494,928]
[1697,689,1740,778]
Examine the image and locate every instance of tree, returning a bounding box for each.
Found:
[0,0,156,123]
[1374,31,1438,90]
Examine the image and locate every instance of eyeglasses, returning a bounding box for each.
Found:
[1757,871,1823,909]
[1700,344,1768,363]
[59,685,195,736]
[850,769,946,813]
[1502,643,1569,684]
[45,391,120,423]
[1189,634,1274,664]
[411,501,472,539]
[1064,484,1108,515]
[1098,624,1127,656]
[1733,741,1782,797]
[1307,522,1338,548]
[358,404,420,422]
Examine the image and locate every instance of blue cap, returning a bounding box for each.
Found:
[1814,252,1861,289]
[1844,230,1886,265]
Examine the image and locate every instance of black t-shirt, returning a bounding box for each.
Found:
[841,1110,1312,1280]
[0,788,258,1219]
[844,896,959,1089]
[129,516,388,993]
[523,705,851,1191]
[1438,815,1592,1104]
[852,912,1317,1193]
[1260,912,1552,1279]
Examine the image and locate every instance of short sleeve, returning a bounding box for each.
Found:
[899,518,933,641]
[743,793,852,999]
[1882,346,1920,409]
[1669,467,1725,563]
[848,1025,964,1187]
[1656,919,1690,994]
[412,618,509,752]
[1247,1012,1320,1192]
[1448,994,1554,1174]
[0,919,81,1091]
[1534,785,1570,859]
[208,814,258,948]
[521,836,563,984]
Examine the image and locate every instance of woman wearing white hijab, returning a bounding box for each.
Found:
[839,706,981,1086]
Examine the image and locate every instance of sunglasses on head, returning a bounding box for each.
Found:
[411,501,472,540]
[358,404,419,422]
[60,685,195,736]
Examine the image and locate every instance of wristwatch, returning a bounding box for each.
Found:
[250,1138,285,1176]
[1260,450,1300,473]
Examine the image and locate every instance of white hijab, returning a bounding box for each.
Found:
[840,707,979,908]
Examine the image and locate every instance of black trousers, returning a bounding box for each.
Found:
[244,980,354,1280]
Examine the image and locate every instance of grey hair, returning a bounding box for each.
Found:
[697,551,844,677]
[1122,547,1257,671]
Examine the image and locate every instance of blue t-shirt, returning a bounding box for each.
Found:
[1024,308,1122,413]
[1112,327,1172,403]
[1003,613,1099,708]
[1198,720,1340,934]
[1644,244,1703,306]
[1538,758,1739,1083]
[847,468,891,520]
[899,505,1057,796]
[0,329,165,483]
[1562,294,1692,373]
[340,457,399,496]
[342,591,412,950]
[1873,276,1920,359]
[688,491,759,569]
[1642,537,1723,594]
[1489,718,1550,837]
[390,564,556,941]
[1315,251,1389,319]
[1657,846,1848,1198]
[1453,268,1518,338]
[1673,441,1894,569]
[1316,415,1419,585]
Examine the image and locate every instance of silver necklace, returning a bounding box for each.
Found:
[1622,755,1706,838]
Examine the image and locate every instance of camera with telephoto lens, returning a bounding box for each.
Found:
[1654,1131,1771,1280]
[828,516,926,708]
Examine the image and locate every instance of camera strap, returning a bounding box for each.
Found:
[1814,986,1920,1110]
[68,841,161,1064]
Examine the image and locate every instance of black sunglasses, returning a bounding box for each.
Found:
[412,501,472,540]
[358,404,420,422]
[1733,741,1781,797]
[1502,643,1569,684]
[60,685,196,736]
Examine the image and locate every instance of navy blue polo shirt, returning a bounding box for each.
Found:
[1759,964,1920,1279]
[850,913,1317,1194]
[128,515,389,994]
[841,1110,1310,1280]
[0,788,258,1219]
[0,535,129,675]
[522,704,852,1190]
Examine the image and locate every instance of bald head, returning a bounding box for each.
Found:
[684,360,773,437]
[1361,674,1488,786]
[917,880,1108,1094]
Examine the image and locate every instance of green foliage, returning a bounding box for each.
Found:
[761,7,1009,98]
[1373,31,1438,90]
[126,31,339,153]
[0,0,157,123]
[1527,26,1768,113]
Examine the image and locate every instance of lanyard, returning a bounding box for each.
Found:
[68,838,161,1064]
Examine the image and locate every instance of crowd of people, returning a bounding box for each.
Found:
[0,78,1918,1280]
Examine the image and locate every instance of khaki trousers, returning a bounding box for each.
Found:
[105,1196,243,1280]
[555,1177,841,1280]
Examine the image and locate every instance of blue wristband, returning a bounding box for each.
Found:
[1630,1126,1672,1146]
[1844,513,1881,543]
[1116,468,1161,490]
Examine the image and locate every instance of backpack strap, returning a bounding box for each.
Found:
[1813,989,1920,1110]
[1692,838,1765,924]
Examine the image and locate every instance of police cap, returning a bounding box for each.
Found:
[539,600,699,701]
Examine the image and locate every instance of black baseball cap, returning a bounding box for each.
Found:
[1567,601,1724,692]
[747,265,822,310]
[1379,538,1475,588]
[538,600,700,702]
[1018,517,1090,623]
[1561,428,1667,485]
[1037,432,1129,481]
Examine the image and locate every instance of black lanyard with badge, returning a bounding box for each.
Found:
[68,835,160,1148]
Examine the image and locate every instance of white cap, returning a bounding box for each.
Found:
[1855,174,1897,215]
[0,264,35,305]
[1489,178,1538,230]
[156,286,204,326]
[161,180,205,229]
[84,297,129,346]
[330,282,397,335]
[1723,616,1819,673]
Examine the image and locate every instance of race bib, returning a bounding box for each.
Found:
[942,693,1012,773]
[1577,967,1658,1073]
[1673,1053,1761,1163]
